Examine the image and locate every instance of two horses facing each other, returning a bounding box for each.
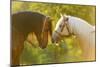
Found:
[12,11,95,66]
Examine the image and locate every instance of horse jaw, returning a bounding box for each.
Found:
[61,26,70,36]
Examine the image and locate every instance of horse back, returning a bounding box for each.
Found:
[12,11,45,34]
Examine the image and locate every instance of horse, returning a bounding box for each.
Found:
[11,11,52,66]
[52,14,95,61]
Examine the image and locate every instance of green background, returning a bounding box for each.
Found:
[12,1,96,65]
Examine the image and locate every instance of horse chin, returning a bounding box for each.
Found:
[39,43,47,49]
[39,45,46,49]
[52,32,61,43]
[52,35,60,43]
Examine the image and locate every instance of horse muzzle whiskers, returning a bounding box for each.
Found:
[52,31,62,43]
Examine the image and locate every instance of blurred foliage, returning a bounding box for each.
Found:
[12,1,96,65]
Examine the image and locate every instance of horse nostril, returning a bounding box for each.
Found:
[56,41,57,43]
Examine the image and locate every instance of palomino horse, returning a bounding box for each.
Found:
[11,11,52,66]
[52,15,95,61]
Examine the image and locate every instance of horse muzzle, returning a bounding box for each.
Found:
[52,32,61,43]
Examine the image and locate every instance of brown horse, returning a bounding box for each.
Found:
[11,11,52,66]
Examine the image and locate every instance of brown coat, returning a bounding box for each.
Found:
[11,11,52,66]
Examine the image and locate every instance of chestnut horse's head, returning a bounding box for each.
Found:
[52,15,71,43]
[39,16,52,49]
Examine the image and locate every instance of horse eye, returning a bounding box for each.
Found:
[65,18,68,21]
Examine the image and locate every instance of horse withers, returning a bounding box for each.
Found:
[11,11,52,66]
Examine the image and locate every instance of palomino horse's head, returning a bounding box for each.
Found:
[39,16,52,49]
[52,14,71,43]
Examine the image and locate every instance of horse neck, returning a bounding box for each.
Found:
[68,16,94,41]
[68,16,95,59]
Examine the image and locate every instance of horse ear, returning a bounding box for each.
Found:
[64,14,69,21]
[60,13,63,17]
[46,16,53,22]
[46,16,50,19]
[62,14,66,20]
[64,14,66,17]
[63,14,69,21]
